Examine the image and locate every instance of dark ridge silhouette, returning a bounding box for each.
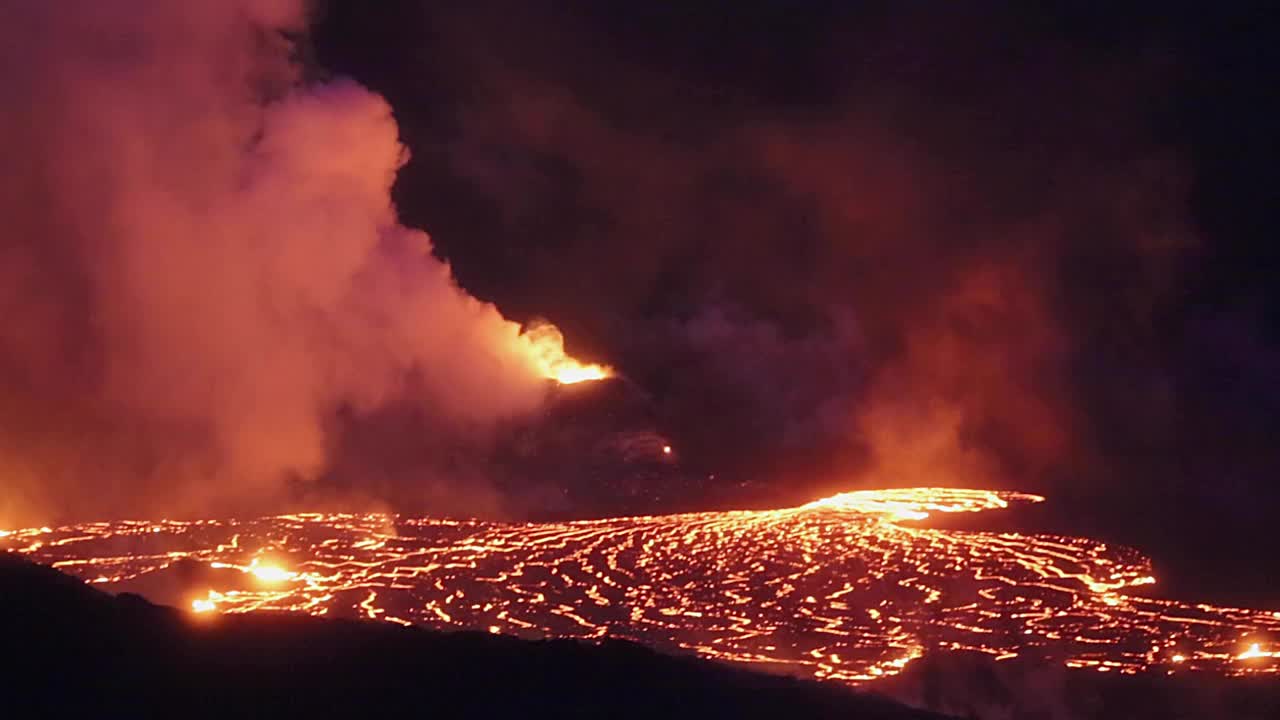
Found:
[0,554,947,718]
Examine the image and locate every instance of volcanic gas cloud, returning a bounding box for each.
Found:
[0,1,608,527]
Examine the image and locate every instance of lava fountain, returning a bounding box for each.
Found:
[4,488,1276,685]
[516,321,612,385]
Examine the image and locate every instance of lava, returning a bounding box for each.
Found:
[3,488,1277,685]
[517,322,611,384]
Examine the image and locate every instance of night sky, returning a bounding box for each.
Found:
[0,1,1277,607]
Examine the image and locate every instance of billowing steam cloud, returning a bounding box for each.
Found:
[0,1,581,525]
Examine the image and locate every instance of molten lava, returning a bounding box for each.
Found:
[4,488,1276,685]
[517,322,611,384]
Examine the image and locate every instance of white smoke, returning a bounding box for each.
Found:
[0,1,557,525]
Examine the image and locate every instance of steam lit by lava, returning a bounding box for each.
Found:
[5,488,1277,685]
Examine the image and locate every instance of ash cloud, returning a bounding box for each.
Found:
[0,1,557,526]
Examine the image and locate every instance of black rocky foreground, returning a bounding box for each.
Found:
[5,554,1278,719]
[883,650,1280,719]
[0,554,946,719]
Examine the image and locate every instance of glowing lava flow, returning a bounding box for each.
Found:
[4,488,1277,685]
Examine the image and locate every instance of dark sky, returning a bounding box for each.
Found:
[307,1,1280,603]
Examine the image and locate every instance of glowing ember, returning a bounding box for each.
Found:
[224,557,298,584]
[4,487,1277,685]
[1238,642,1278,661]
[251,565,294,583]
[517,322,611,384]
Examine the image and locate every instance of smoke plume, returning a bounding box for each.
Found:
[0,1,565,526]
[361,0,1192,507]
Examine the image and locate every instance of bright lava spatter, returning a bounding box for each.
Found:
[4,488,1278,684]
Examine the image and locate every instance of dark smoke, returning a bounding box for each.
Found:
[318,2,1187,492]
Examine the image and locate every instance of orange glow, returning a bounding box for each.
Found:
[249,560,295,583]
[1238,642,1278,661]
[662,445,672,455]
[210,557,300,584]
[800,487,1043,522]
[516,322,611,384]
[6,488,1279,686]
